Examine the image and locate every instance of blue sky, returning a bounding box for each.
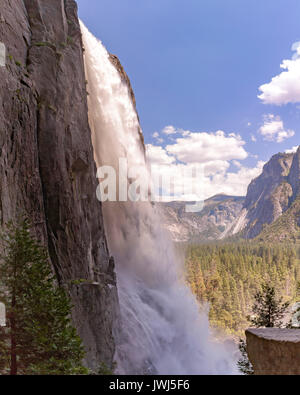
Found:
[77,0,300,197]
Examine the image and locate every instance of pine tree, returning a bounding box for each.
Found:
[0,218,88,375]
[238,283,290,375]
[249,284,290,328]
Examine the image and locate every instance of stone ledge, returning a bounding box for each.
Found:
[246,328,300,375]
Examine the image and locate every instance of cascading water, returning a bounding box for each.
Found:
[80,22,237,374]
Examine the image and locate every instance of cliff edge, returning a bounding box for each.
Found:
[0,0,118,370]
[246,328,300,375]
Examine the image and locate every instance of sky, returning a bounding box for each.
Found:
[77,0,300,198]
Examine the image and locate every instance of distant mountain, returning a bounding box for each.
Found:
[227,146,300,241]
[156,194,245,242]
[159,146,300,243]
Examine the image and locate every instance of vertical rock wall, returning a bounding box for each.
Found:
[0,0,118,370]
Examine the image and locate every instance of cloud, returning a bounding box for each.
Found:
[152,131,163,143]
[258,42,300,105]
[251,134,257,142]
[203,160,230,175]
[162,125,177,135]
[205,161,265,198]
[146,127,263,199]
[165,129,248,163]
[285,145,299,154]
[233,160,242,168]
[146,144,175,165]
[181,130,190,137]
[292,41,300,58]
[258,114,295,143]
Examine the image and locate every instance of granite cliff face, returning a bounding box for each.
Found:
[228,147,300,240]
[158,195,245,242]
[0,0,118,369]
[289,146,300,201]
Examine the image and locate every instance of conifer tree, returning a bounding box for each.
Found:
[249,284,290,328]
[0,218,88,375]
[238,283,290,374]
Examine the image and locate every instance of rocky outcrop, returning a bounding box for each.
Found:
[246,328,300,375]
[0,0,118,370]
[289,146,300,201]
[108,53,145,153]
[158,195,244,242]
[228,148,300,239]
[256,195,300,243]
[242,153,294,238]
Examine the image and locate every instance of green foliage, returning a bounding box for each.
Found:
[237,339,253,375]
[91,362,115,375]
[0,218,87,375]
[185,242,299,375]
[250,284,290,328]
[238,283,290,374]
[33,42,51,48]
[185,242,299,337]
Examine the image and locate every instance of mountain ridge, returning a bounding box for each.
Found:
[157,194,245,242]
[159,147,300,243]
[230,147,300,240]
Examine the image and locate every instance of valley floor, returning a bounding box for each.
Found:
[184,241,300,337]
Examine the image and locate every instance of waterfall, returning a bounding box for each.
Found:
[80,22,237,375]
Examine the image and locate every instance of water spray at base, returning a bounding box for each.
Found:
[80,21,237,374]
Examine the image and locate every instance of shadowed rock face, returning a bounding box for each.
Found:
[228,148,300,240]
[0,0,118,369]
[246,328,300,375]
[243,153,294,238]
[289,146,300,201]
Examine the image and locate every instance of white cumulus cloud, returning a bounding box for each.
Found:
[285,145,299,154]
[205,161,265,198]
[146,144,175,165]
[258,42,300,105]
[146,127,263,199]
[152,131,163,143]
[258,114,295,143]
[165,130,248,163]
[162,125,177,135]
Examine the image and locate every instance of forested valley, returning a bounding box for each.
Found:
[185,243,300,337]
